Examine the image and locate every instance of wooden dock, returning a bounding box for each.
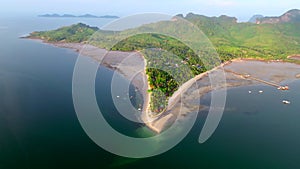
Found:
[224,69,283,89]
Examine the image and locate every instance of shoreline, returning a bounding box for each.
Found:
[140,58,300,133]
[25,39,300,133]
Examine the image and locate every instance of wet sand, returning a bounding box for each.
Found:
[30,41,300,133]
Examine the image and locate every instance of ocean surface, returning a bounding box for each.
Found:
[0,16,300,169]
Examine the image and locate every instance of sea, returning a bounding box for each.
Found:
[0,15,300,169]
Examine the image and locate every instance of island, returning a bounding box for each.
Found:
[38,13,119,19]
[248,14,264,23]
[26,9,300,132]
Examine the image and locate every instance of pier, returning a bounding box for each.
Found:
[224,69,289,90]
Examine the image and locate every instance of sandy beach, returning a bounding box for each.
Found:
[30,41,300,133]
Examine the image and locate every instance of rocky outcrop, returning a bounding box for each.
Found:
[257,9,300,24]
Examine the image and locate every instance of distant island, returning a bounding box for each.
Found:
[27,9,300,132]
[248,14,264,23]
[38,13,119,19]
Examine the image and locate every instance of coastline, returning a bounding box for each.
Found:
[139,58,300,133]
[25,39,300,133]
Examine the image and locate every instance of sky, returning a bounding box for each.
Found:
[1,0,300,21]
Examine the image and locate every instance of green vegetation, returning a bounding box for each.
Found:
[28,11,300,114]
[110,34,204,114]
[183,13,300,61]
[29,23,99,43]
[142,48,194,114]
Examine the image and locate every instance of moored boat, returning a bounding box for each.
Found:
[282,100,291,104]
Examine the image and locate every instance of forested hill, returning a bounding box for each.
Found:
[178,11,300,61]
[28,9,300,62]
[29,23,99,43]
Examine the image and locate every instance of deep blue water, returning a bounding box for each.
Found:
[0,16,300,169]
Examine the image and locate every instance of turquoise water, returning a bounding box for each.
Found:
[0,16,300,169]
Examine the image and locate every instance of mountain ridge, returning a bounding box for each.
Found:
[257,9,300,24]
[31,9,300,62]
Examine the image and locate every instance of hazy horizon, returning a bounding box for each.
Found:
[1,0,300,22]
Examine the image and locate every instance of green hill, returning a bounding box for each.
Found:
[28,11,300,61]
[179,12,300,61]
[29,23,99,43]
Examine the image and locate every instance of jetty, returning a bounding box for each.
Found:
[224,69,289,90]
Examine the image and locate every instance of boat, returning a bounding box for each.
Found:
[282,100,291,104]
[277,85,289,90]
[248,91,252,94]
[259,90,263,93]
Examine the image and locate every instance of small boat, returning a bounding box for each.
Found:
[259,90,263,93]
[248,91,252,94]
[278,86,289,90]
[116,95,120,98]
[282,100,291,104]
